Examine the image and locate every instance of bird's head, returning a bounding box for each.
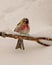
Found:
[21,18,29,24]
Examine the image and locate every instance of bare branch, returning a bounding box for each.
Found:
[0,32,52,46]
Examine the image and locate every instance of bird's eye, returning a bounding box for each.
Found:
[25,19,29,24]
[26,20,29,24]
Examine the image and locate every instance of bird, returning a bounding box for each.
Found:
[14,18,30,50]
[14,18,30,34]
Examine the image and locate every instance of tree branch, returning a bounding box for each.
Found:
[0,32,52,46]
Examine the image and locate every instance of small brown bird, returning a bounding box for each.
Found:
[14,18,30,50]
[14,18,30,34]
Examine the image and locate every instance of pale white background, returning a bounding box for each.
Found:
[0,0,52,65]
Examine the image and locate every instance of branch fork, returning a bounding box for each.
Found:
[0,32,52,50]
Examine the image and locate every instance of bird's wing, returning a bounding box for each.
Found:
[14,26,19,32]
[14,22,21,32]
[17,22,21,26]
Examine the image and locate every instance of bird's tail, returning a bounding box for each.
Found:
[15,38,25,50]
